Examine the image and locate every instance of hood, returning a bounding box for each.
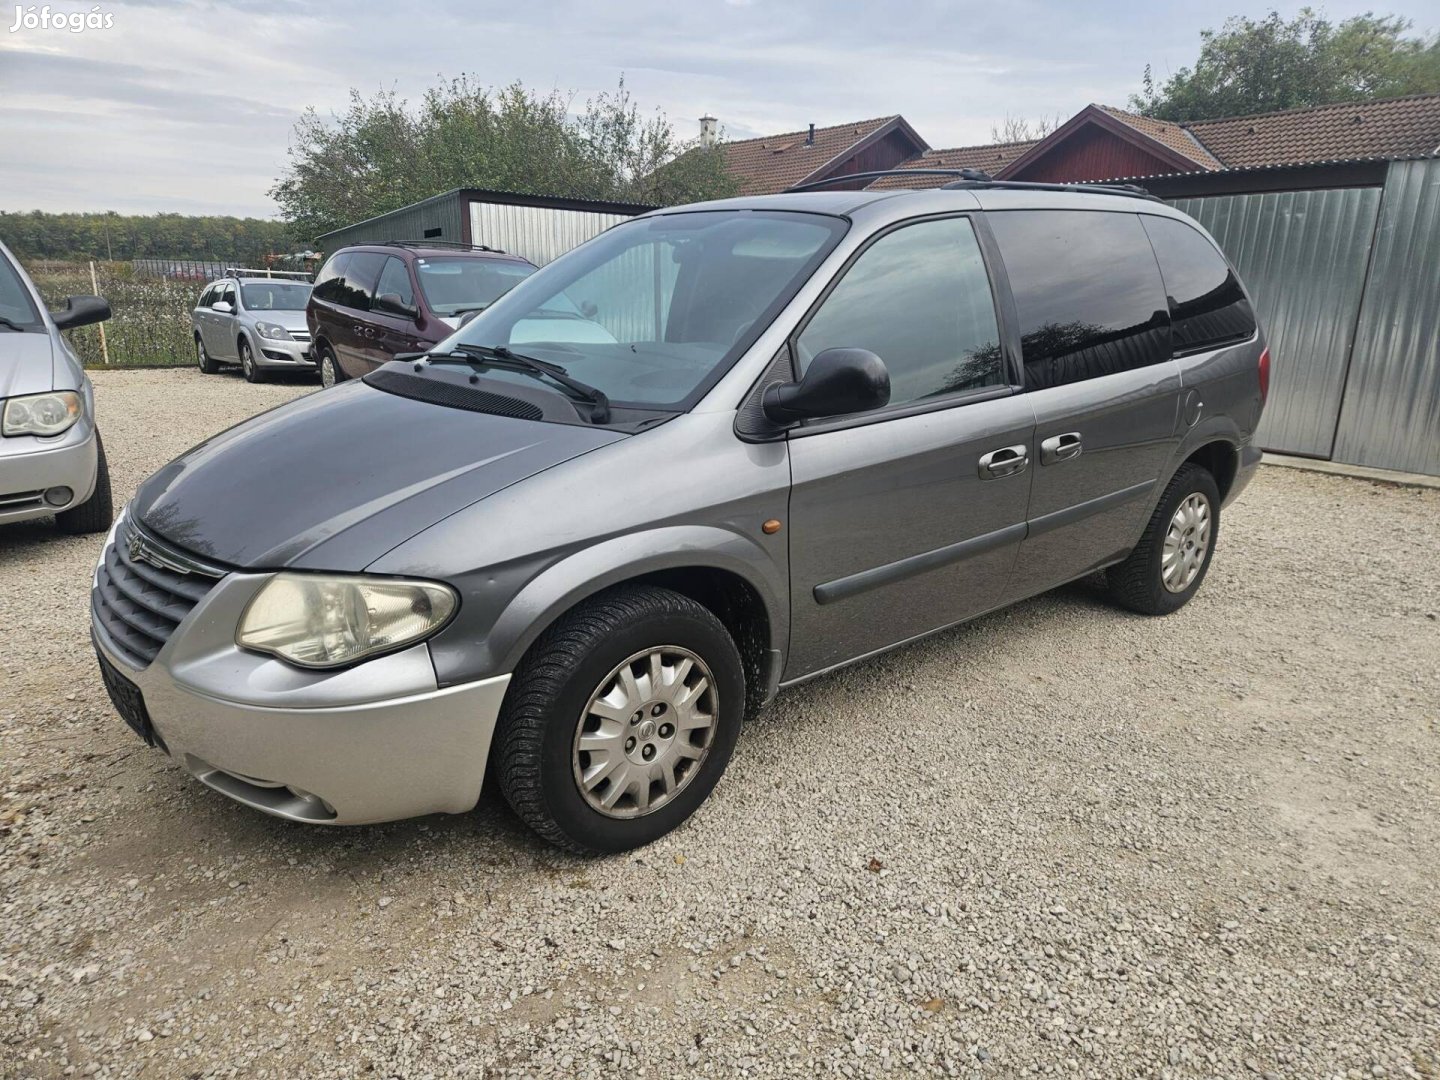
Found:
[270,310,310,333]
[0,332,56,397]
[131,379,625,570]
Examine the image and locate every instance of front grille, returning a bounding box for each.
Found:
[92,519,225,669]
[0,489,45,512]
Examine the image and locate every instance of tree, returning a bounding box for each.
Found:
[1132,9,1440,121]
[0,210,297,262]
[989,114,1063,143]
[270,76,737,240]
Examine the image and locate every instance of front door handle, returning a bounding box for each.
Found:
[1040,431,1083,465]
[978,444,1029,480]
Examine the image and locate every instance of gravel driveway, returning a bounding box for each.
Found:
[3,369,1438,1079]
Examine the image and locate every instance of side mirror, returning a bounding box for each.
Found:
[51,296,111,331]
[762,348,890,424]
[212,300,233,314]
[375,293,418,319]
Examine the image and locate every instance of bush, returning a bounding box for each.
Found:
[27,260,201,367]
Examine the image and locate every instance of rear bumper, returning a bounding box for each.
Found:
[0,422,98,524]
[1225,441,1263,507]
[90,546,510,825]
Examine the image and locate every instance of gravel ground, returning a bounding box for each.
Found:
[2,368,1438,1080]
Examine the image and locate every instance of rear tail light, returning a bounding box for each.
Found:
[1257,347,1271,407]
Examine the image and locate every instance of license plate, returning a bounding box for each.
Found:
[96,649,156,747]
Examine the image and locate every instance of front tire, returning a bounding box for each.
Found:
[493,585,746,854]
[317,344,342,388]
[1106,462,1220,615]
[239,338,264,383]
[55,433,114,535]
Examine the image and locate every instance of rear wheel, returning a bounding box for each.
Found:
[493,585,745,854]
[55,433,114,535]
[1106,462,1220,615]
[317,344,342,388]
[239,338,265,383]
[196,335,219,375]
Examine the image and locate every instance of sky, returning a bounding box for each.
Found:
[2,0,1436,219]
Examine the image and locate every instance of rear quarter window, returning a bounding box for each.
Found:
[987,210,1171,390]
[311,254,351,305]
[1141,215,1256,354]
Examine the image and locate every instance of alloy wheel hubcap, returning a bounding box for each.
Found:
[572,646,717,819]
[242,346,252,375]
[322,356,335,387]
[1162,492,1211,593]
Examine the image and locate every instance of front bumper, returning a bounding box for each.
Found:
[90,523,510,824]
[254,333,316,367]
[0,421,98,525]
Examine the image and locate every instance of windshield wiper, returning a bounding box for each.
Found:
[432,343,610,423]
[0,315,29,332]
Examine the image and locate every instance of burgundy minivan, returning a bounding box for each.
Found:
[307,242,536,388]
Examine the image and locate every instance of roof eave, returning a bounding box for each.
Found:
[993,105,1217,180]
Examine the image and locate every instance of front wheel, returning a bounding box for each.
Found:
[493,585,746,854]
[239,338,265,383]
[55,433,114,535]
[317,344,342,389]
[1106,462,1220,615]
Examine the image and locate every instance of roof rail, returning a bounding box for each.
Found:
[786,168,994,192]
[784,168,1162,202]
[223,267,313,280]
[938,178,1162,202]
[375,239,507,255]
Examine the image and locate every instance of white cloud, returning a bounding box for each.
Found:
[1,0,1434,217]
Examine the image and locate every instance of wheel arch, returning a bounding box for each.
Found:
[481,529,785,716]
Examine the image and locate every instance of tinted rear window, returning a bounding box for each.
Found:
[1141,215,1256,354]
[987,210,1171,390]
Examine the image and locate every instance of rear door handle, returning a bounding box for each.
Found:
[1040,431,1083,465]
[977,444,1029,480]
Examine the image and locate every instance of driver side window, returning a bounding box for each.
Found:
[796,217,1004,407]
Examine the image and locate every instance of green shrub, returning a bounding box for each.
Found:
[27,260,201,367]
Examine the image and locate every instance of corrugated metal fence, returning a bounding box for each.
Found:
[1173,157,1440,476]
[468,201,631,265]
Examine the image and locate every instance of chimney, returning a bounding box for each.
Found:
[805,123,815,145]
[699,115,718,147]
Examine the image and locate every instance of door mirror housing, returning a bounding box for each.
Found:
[211,300,233,314]
[762,348,890,425]
[50,295,111,331]
[375,293,419,319]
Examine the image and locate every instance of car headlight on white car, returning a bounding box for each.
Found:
[254,322,293,340]
[2,390,82,437]
[237,573,458,669]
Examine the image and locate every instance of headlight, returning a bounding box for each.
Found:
[236,573,457,669]
[3,391,82,437]
[254,322,293,340]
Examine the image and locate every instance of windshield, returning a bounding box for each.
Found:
[240,281,312,311]
[416,257,535,317]
[0,251,43,332]
[445,210,847,409]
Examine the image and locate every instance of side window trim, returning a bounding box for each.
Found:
[783,212,1022,426]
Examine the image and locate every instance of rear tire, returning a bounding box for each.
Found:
[493,585,746,855]
[196,335,219,375]
[1106,462,1220,615]
[55,433,114,535]
[318,344,343,388]
[239,338,265,383]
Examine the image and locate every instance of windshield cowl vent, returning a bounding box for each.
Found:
[363,369,544,421]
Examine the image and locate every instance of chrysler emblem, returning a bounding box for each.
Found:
[125,528,196,576]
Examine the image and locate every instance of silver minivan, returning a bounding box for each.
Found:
[93,180,1268,853]
[1,240,114,535]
